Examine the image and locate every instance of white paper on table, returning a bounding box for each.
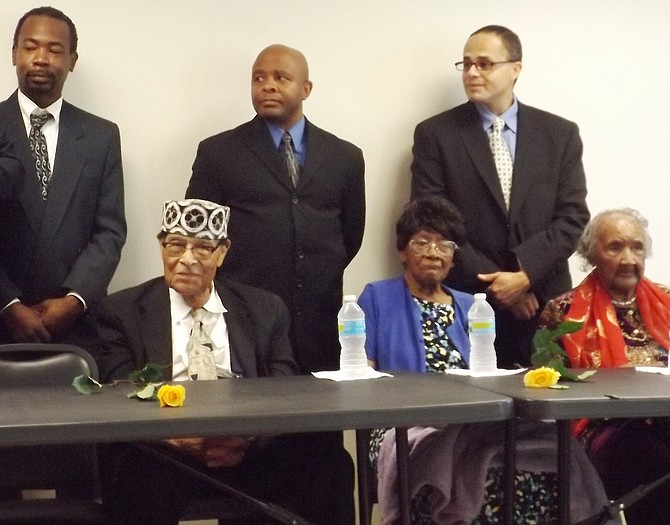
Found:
[443,368,527,377]
[635,366,670,375]
[312,367,393,381]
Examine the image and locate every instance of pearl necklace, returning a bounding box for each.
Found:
[611,295,637,308]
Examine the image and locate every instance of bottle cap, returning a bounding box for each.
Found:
[343,294,357,302]
[474,293,487,300]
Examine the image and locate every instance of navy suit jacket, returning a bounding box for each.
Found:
[411,101,589,301]
[95,277,297,383]
[186,116,365,373]
[0,91,126,317]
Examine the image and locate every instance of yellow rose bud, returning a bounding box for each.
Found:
[157,384,186,407]
[524,366,561,388]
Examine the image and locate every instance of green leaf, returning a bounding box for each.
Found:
[72,375,103,395]
[547,357,581,382]
[576,370,597,381]
[128,363,166,385]
[136,383,158,400]
[549,320,584,337]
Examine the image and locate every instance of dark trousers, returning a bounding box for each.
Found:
[99,432,355,525]
[582,418,670,525]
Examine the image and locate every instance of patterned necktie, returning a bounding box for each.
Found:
[280,130,301,187]
[29,109,52,200]
[186,308,218,380]
[489,117,513,209]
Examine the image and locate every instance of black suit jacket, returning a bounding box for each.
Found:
[411,101,589,301]
[0,130,22,201]
[95,277,297,383]
[186,116,365,372]
[0,91,126,320]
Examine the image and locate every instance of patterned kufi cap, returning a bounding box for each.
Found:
[161,199,230,240]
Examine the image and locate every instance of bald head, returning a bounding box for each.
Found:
[254,44,310,79]
[251,44,313,129]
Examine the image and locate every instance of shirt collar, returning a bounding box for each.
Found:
[169,284,227,325]
[17,89,63,127]
[265,116,306,155]
[475,96,518,134]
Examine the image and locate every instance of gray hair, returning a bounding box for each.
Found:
[577,208,652,270]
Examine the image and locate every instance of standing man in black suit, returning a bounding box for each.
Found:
[0,7,126,351]
[411,25,589,367]
[97,199,354,525]
[186,44,365,375]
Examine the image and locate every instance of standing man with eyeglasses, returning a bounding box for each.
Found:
[411,25,589,367]
[0,6,126,351]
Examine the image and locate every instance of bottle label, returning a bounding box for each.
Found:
[338,319,365,336]
[469,320,495,333]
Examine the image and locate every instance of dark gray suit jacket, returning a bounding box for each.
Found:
[0,91,126,318]
[95,277,297,383]
[411,101,589,301]
[186,116,365,373]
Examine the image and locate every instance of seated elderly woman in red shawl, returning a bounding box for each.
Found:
[538,208,670,525]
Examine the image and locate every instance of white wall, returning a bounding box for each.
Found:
[2,1,669,297]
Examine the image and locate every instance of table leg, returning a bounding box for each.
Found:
[503,418,517,523]
[395,427,410,525]
[355,429,372,525]
[557,420,571,525]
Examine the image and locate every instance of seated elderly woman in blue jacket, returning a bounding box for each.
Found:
[358,197,614,525]
[359,196,473,374]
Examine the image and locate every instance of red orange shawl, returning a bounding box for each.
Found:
[562,272,670,368]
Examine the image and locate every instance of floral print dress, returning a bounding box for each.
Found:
[372,296,558,524]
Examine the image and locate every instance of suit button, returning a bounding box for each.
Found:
[292,197,299,204]
[296,279,303,288]
[297,249,305,259]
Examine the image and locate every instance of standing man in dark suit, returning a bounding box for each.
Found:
[97,199,354,525]
[0,7,126,351]
[411,25,589,367]
[186,44,365,375]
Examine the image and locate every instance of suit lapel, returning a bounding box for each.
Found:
[508,103,535,220]
[1,92,45,234]
[459,102,508,214]
[245,116,294,192]
[300,118,326,190]
[139,280,174,376]
[34,101,86,258]
[216,282,257,377]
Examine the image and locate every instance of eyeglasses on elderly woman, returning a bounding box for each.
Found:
[408,238,458,257]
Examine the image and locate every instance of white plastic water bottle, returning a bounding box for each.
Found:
[468,293,498,375]
[338,295,368,372]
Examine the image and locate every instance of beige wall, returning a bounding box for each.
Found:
[2,0,669,297]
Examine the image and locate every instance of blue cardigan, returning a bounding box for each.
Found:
[358,276,474,373]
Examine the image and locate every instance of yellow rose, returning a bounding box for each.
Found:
[524,366,561,388]
[157,384,186,407]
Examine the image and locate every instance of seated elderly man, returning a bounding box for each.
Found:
[539,208,670,525]
[96,198,354,525]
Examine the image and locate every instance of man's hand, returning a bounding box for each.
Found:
[509,292,539,321]
[201,436,251,468]
[477,271,531,308]
[0,302,51,342]
[33,296,84,336]
[164,436,252,468]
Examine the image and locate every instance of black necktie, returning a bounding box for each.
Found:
[281,131,301,187]
[29,109,52,200]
